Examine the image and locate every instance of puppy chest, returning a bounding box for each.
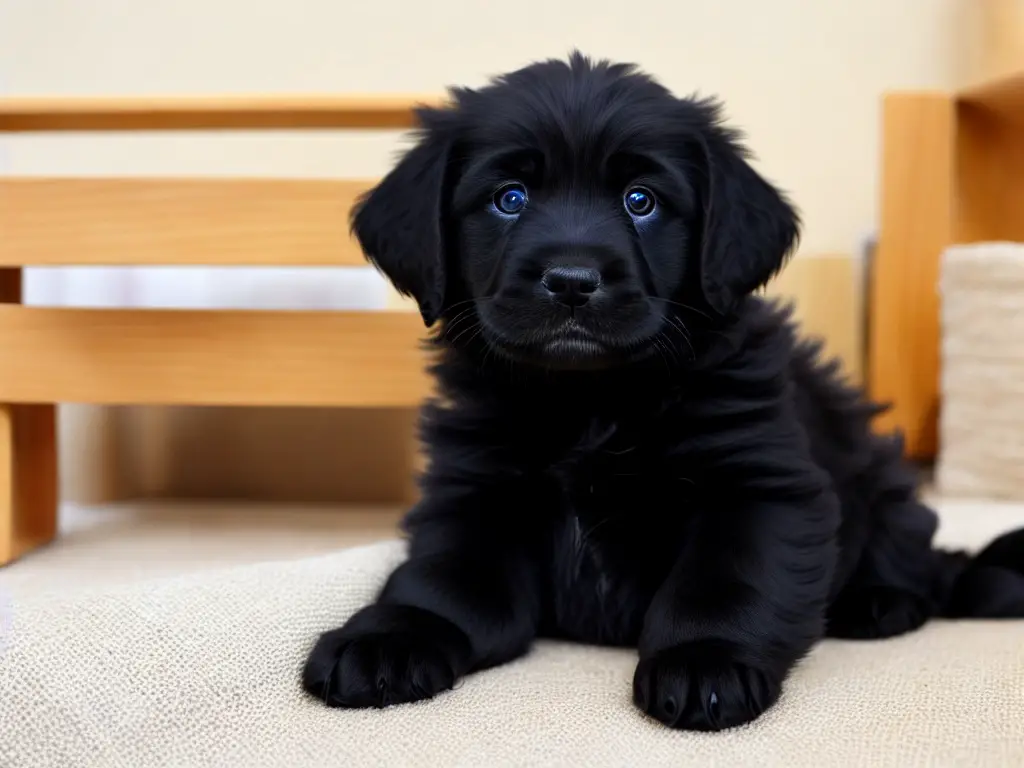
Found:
[543,510,653,646]
[544,417,698,521]
[540,438,694,646]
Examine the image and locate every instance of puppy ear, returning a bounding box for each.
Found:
[351,110,454,326]
[694,108,800,315]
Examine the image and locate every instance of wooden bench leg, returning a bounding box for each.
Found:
[1,404,59,565]
[1,268,59,566]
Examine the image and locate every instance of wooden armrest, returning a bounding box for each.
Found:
[0,94,444,132]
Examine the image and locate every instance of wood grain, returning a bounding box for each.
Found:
[0,269,58,567]
[0,307,431,408]
[867,93,954,459]
[0,95,441,132]
[955,102,1024,243]
[959,69,1024,125]
[0,404,15,564]
[0,178,376,267]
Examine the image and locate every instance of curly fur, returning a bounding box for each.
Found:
[303,52,1024,731]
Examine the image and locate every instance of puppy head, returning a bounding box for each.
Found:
[353,52,799,368]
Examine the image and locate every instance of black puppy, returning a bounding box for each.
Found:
[303,53,1024,731]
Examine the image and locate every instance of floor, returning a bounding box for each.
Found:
[0,500,404,600]
[4,492,1024,602]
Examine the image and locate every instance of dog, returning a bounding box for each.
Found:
[302,52,1024,731]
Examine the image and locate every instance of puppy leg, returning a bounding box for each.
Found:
[634,490,839,731]
[826,440,940,640]
[826,498,938,640]
[303,493,542,709]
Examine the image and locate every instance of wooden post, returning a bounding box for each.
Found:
[0,268,58,566]
[867,93,955,460]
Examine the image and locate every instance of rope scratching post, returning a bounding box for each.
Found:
[938,243,1024,498]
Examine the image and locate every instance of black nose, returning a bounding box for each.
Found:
[541,266,602,308]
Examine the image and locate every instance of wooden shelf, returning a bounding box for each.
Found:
[959,70,1024,123]
[869,70,1024,459]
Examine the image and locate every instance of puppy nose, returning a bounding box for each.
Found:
[541,266,602,308]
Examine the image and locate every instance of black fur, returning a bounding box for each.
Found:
[303,53,1024,731]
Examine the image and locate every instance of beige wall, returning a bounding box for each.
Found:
[0,0,978,502]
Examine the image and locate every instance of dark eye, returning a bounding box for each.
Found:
[493,182,528,215]
[624,186,656,217]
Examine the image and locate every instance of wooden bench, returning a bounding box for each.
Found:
[0,95,441,565]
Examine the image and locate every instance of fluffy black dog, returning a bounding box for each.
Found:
[303,53,1024,731]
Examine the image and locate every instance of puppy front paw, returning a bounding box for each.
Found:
[302,604,472,708]
[633,641,783,731]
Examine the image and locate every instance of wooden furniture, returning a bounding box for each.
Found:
[868,71,1024,460]
[0,95,441,566]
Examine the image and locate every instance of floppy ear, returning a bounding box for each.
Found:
[694,118,800,315]
[351,111,454,326]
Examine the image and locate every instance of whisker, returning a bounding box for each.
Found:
[605,446,636,455]
[442,307,477,340]
[649,297,713,320]
[650,335,672,375]
[480,335,498,371]
[449,320,482,346]
[664,316,697,361]
[441,296,490,314]
[438,296,498,340]
[461,325,486,348]
[656,331,683,370]
[581,516,614,545]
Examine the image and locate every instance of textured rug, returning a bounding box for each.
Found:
[2,500,1024,767]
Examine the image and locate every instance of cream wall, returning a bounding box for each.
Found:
[0,0,977,502]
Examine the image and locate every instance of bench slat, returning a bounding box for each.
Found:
[0,95,440,132]
[0,178,377,266]
[0,306,430,407]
